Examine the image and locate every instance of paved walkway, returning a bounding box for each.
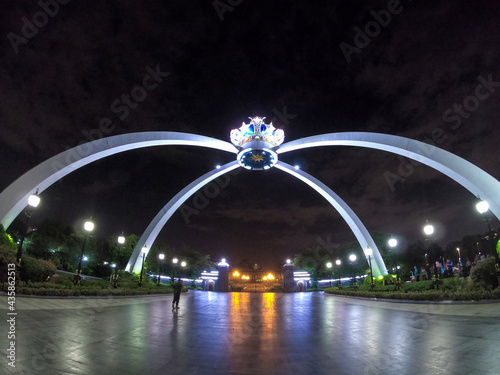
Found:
[1,291,500,374]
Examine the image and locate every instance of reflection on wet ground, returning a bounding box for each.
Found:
[2,291,500,374]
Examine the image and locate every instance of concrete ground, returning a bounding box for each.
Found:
[1,291,500,375]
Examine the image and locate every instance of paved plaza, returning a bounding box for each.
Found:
[2,291,500,375]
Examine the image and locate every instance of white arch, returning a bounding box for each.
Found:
[127,160,388,276]
[277,132,500,221]
[275,162,387,277]
[126,161,241,273]
[0,132,238,229]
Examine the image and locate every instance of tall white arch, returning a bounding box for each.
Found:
[275,162,387,277]
[126,161,241,273]
[277,132,500,221]
[0,132,238,229]
[127,161,388,276]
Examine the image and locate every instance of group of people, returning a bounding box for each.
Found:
[410,256,478,282]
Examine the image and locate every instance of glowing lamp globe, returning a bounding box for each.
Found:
[365,247,373,256]
[28,194,41,208]
[388,238,398,247]
[118,235,125,244]
[423,224,434,236]
[326,262,332,269]
[84,221,94,232]
[159,253,165,260]
[349,254,357,262]
[476,200,489,214]
[336,259,341,266]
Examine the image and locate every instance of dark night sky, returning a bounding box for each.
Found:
[1,0,500,268]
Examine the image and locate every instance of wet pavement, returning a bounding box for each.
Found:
[1,291,500,374]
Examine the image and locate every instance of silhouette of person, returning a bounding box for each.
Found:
[171,278,183,309]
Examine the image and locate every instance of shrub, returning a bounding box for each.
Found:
[470,257,498,290]
[20,255,57,282]
[0,224,17,252]
[0,244,17,282]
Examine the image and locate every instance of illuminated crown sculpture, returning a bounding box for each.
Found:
[230,116,284,170]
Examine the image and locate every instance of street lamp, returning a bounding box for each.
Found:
[392,265,401,291]
[111,263,118,288]
[326,262,332,288]
[476,199,496,257]
[172,258,178,279]
[349,254,357,290]
[456,247,461,262]
[117,234,125,244]
[365,247,374,291]
[388,238,398,248]
[74,219,94,285]
[336,259,342,289]
[423,223,434,236]
[16,191,40,264]
[139,246,147,286]
[157,253,165,286]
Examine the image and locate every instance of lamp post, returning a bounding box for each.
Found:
[336,259,342,289]
[74,219,94,285]
[158,253,165,286]
[16,191,40,265]
[172,258,178,280]
[477,200,500,282]
[456,247,461,262]
[326,262,332,288]
[392,265,401,291]
[365,247,374,291]
[139,246,147,287]
[111,263,118,288]
[476,200,492,231]
[349,254,357,291]
[423,221,443,283]
[476,199,497,256]
[180,261,187,279]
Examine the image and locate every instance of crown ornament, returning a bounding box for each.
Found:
[230,116,284,170]
[230,116,284,148]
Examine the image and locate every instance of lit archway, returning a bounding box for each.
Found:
[2,119,500,278]
[126,160,387,275]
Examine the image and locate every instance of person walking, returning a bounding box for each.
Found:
[171,278,183,310]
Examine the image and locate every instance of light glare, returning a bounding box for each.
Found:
[423,224,434,235]
[476,200,489,214]
[84,221,94,232]
[28,194,40,207]
[388,238,397,247]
